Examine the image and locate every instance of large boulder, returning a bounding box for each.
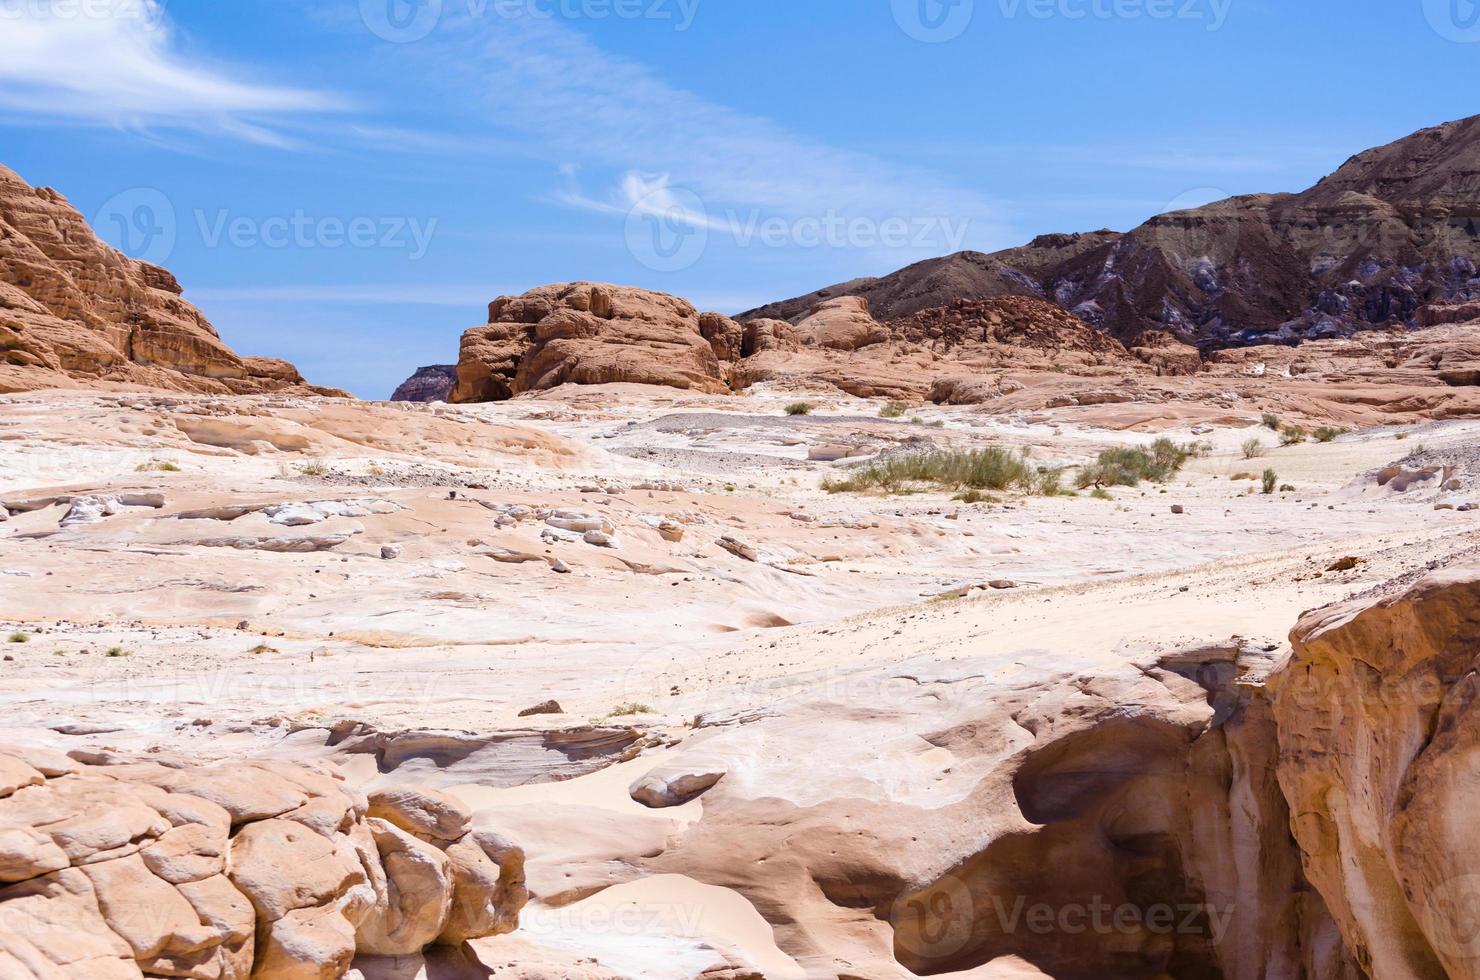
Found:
[450,282,735,402]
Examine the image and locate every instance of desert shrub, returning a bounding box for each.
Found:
[1280,425,1307,446]
[135,460,181,473]
[8,631,27,644]
[1312,426,1347,443]
[296,458,330,477]
[784,402,813,416]
[1261,412,1281,430]
[1076,439,1194,489]
[1090,487,1113,500]
[612,702,656,716]
[106,647,129,658]
[879,401,908,419]
[1394,431,1409,440]
[1280,484,1297,493]
[954,490,991,504]
[823,448,1035,495]
[1242,438,1266,459]
[1262,469,1278,495]
[1034,467,1065,497]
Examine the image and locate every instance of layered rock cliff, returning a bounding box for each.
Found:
[0,165,343,397]
[389,364,457,403]
[746,114,1480,349]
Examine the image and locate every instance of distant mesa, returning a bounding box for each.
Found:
[0,164,345,398]
[390,364,457,403]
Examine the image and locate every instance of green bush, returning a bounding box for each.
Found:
[7,631,27,644]
[1075,439,1194,489]
[1312,426,1347,443]
[1261,412,1281,430]
[1242,438,1266,459]
[1262,469,1278,495]
[784,402,814,416]
[823,448,1036,495]
[1280,425,1307,447]
[879,401,908,419]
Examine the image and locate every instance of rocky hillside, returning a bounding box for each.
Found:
[390,364,457,402]
[746,114,1480,349]
[0,165,343,397]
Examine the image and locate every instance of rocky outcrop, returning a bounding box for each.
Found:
[389,365,456,403]
[746,114,1480,349]
[0,165,344,398]
[0,749,525,979]
[1273,565,1480,980]
[450,282,735,403]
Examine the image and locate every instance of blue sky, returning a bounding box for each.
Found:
[2,0,1478,396]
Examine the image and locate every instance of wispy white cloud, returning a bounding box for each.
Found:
[418,12,1009,250]
[0,0,341,141]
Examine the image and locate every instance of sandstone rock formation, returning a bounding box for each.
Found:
[388,365,456,403]
[450,282,736,403]
[0,749,525,979]
[0,165,343,398]
[1274,565,1480,980]
[746,114,1480,349]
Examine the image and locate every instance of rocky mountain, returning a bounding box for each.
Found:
[0,165,343,397]
[746,114,1480,349]
[390,364,457,402]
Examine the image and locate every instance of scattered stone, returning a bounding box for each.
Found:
[717,536,758,562]
[380,545,401,560]
[518,701,563,717]
[1171,505,1185,515]
[1326,557,1363,572]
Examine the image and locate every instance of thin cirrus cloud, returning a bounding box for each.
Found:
[423,11,1009,247]
[0,1,341,140]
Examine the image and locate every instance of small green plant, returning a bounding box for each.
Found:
[723,484,736,493]
[1076,439,1195,490]
[106,647,129,658]
[1262,469,1278,495]
[784,402,814,416]
[927,419,946,429]
[1090,487,1113,500]
[612,702,656,717]
[1312,426,1347,443]
[823,448,1035,495]
[1280,425,1307,447]
[1230,471,1257,481]
[8,631,28,644]
[1035,467,1065,497]
[1280,484,1297,493]
[1242,438,1266,459]
[134,460,181,473]
[248,644,278,655]
[954,490,990,504]
[1261,412,1281,430]
[879,401,909,419]
[1394,431,1409,441]
[296,458,330,477]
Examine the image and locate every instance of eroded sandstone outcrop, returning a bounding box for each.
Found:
[389,365,457,403]
[450,282,736,402]
[0,749,525,979]
[0,165,344,398]
[1274,565,1480,980]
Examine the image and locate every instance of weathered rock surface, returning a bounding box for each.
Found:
[0,165,345,398]
[1274,564,1480,980]
[0,749,525,979]
[388,365,457,403]
[450,282,734,402]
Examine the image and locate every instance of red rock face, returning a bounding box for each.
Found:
[0,165,342,397]
[745,114,1480,350]
[450,282,739,403]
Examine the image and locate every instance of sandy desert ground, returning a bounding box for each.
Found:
[2,378,1475,978]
